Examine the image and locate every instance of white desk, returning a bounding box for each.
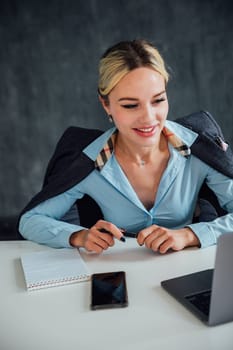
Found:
[0,239,232,350]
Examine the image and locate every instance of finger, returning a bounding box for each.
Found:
[157,237,173,254]
[143,229,164,249]
[137,226,157,245]
[137,225,161,246]
[85,241,104,254]
[148,231,168,251]
[85,230,112,252]
[89,230,113,250]
[98,231,115,246]
[95,222,125,242]
[92,225,115,244]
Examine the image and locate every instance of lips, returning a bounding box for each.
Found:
[133,125,157,136]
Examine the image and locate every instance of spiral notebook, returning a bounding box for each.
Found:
[21,248,90,291]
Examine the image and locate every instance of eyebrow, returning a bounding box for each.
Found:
[118,90,166,102]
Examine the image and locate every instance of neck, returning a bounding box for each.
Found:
[115,133,167,167]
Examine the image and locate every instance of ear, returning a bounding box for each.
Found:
[99,95,111,115]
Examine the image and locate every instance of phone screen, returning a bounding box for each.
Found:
[90,271,128,310]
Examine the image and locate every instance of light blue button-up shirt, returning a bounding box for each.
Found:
[19,120,233,249]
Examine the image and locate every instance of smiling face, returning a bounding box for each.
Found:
[100,67,169,149]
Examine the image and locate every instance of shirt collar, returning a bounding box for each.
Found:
[83,120,198,171]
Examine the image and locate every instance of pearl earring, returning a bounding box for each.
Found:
[108,115,113,123]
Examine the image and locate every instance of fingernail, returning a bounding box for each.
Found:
[120,236,126,242]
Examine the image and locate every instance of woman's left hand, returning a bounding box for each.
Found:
[137,225,200,253]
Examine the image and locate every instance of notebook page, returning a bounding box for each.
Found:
[21,248,90,291]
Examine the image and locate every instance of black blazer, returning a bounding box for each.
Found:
[18,110,233,230]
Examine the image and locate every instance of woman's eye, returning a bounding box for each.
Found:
[153,97,166,104]
[121,97,166,109]
[122,104,138,109]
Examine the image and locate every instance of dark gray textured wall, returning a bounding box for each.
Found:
[1,0,233,216]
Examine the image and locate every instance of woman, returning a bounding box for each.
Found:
[19,39,233,253]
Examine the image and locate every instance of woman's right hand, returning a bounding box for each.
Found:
[69,220,125,253]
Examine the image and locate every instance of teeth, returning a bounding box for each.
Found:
[137,127,154,132]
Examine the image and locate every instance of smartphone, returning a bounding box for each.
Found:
[90,271,128,310]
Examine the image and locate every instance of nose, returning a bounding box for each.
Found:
[139,104,155,123]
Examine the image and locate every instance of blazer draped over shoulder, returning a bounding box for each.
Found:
[18,111,233,229]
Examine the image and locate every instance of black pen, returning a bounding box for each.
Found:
[120,229,139,238]
[99,228,126,242]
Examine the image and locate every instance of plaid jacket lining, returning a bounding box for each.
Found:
[95,127,190,171]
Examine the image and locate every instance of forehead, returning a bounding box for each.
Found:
[110,67,165,98]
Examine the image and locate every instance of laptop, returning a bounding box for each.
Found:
[161,233,233,326]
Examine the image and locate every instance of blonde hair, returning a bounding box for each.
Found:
[98,39,169,99]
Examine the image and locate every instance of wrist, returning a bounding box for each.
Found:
[69,229,88,247]
[183,227,200,247]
